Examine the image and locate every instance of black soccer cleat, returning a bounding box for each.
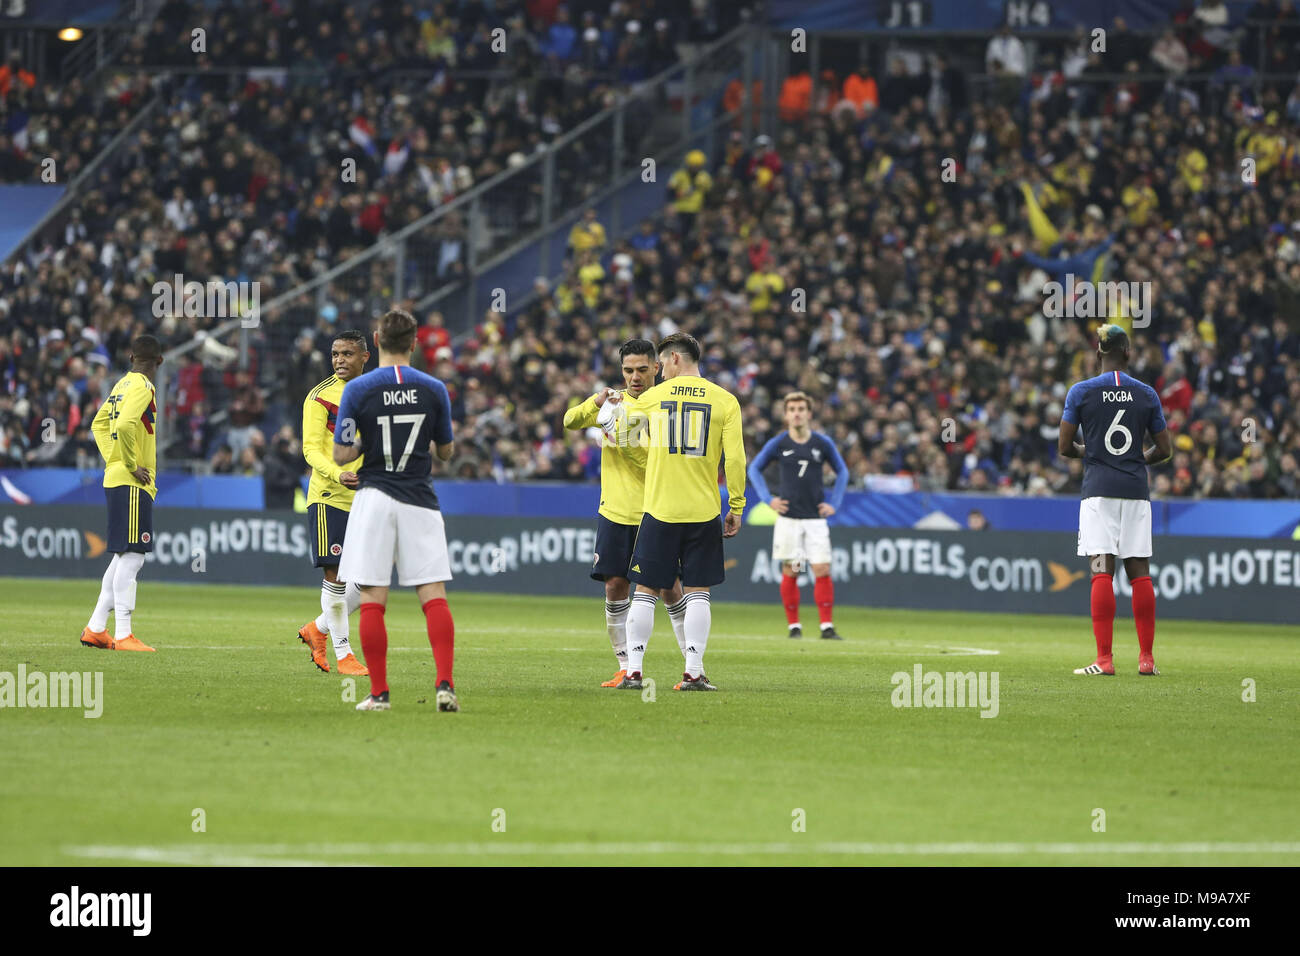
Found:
[436,680,460,712]
[677,673,717,691]
[616,671,643,690]
[788,626,803,639]
[820,626,843,640]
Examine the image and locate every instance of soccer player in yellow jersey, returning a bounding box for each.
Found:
[563,339,686,686]
[295,330,370,676]
[80,335,164,653]
[610,331,746,691]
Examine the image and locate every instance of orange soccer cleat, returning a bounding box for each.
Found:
[297,621,330,672]
[336,653,369,676]
[601,669,627,687]
[114,634,156,652]
[79,627,115,650]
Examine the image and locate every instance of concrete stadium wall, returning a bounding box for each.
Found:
[2,506,1298,625]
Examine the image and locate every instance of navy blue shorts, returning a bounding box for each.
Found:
[627,513,725,590]
[308,503,349,567]
[591,514,639,582]
[105,485,153,553]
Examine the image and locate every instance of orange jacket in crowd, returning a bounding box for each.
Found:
[779,73,812,121]
[723,78,763,127]
[0,63,36,98]
[842,72,878,112]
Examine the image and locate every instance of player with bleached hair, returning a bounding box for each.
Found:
[1059,324,1172,677]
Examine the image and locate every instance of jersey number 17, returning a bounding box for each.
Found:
[377,413,425,470]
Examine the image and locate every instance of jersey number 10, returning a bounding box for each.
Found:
[659,401,711,456]
[377,413,425,471]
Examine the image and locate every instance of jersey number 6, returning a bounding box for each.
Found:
[1104,409,1133,456]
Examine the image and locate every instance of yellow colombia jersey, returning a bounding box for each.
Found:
[563,391,650,526]
[303,375,363,510]
[90,371,158,498]
[638,374,746,523]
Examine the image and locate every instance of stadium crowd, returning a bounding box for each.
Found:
[432,12,1300,498]
[0,0,742,475]
[2,3,1299,501]
[0,51,154,184]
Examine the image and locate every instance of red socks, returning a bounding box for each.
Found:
[422,597,455,687]
[1131,575,1156,657]
[780,574,800,625]
[782,574,834,627]
[358,599,455,697]
[814,575,834,625]
[1090,574,1115,663]
[359,602,388,695]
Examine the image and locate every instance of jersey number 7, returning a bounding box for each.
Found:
[377,413,425,471]
[660,401,711,456]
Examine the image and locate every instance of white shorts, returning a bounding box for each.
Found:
[1077,496,1152,559]
[338,487,453,587]
[772,515,832,565]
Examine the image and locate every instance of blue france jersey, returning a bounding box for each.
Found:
[1062,370,1167,501]
[747,430,849,519]
[334,365,454,510]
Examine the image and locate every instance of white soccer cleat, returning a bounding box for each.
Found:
[356,692,390,711]
[1073,662,1115,676]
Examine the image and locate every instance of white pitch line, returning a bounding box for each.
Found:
[2,642,1001,657]
[65,841,1300,865]
[64,846,356,866]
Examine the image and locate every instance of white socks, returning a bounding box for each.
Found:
[682,591,711,677]
[315,578,360,659]
[665,596,688,656]
[624,592,657,675]
[111,551,145,638]
[605,598,630,667]
[622,591,704,675]
[88,554,120,632]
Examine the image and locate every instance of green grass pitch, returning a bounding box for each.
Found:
[1,576,1297,866]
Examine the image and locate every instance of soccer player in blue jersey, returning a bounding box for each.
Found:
[1059,324,1172,677]
[747,392,850,639]
[333,309,459,712]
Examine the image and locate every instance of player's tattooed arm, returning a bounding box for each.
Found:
[1058,419,1084,459]
[1144,429,1172,466]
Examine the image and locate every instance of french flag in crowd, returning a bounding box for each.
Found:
[349,117,379,159]
[6,107,29,153]
[1,475,31,505]
[384,138,410,177]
